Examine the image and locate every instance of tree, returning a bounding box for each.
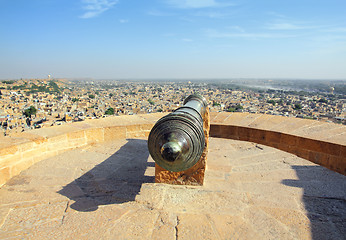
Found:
[24,106,37,117]
[89,94,95,99]
[293,104,302,110]
[213,101,221,107]
[105,108,115,115]
[319,98,328,104]
[148,98,155,105]
[72,98,79,102]
[267,100,276,106]
[226,107,236,112]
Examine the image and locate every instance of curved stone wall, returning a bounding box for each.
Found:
[0,112,345,187]
[210,112,345,176]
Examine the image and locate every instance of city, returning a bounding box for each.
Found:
[0,78,345,136]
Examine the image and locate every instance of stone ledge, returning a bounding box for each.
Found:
[1,112,345,187]
[0,113,166,187]
[210,112,345,176]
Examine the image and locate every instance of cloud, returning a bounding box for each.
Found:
[119,19,129,23]
[205,29,296,39]
[165,0,234,9]
[182,38,193,42]
[80,0,118,19]
[266,22,315,30]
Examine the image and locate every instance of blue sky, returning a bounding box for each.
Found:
[1,0,346,79]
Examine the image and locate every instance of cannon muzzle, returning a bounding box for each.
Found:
[148,94,208,172]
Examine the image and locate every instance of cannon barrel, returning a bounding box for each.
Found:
[148,94,208,172]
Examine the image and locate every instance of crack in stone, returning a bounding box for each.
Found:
[174,216,180,240]
[61,201,70,225]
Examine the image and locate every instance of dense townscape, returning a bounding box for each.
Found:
[0,78,345,136]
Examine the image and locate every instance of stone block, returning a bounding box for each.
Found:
[155,147,208,186]
[104,126,126,141]
[0,144,19,157]
[22,145,48,160]
[67,130,85,141]
[341,145,346,158]
[144,130,151,137]
[212,112,231,123]
[18,141,35,152]
[308,151,329,166]
[209,124,222,138]
[127,131,146,139]
[287,146,310,160]
[48,134,68,143]
[47,139,70,152]
[281,134,298,146]
[298,137,326,153]
[249,128,266,144]
[126,124,141,133]
[140,123,154,131]
[328,156,345,175]
[68,138,87,148]
[238,126,251,141]
[0,154,22,169]
[85,128,104,144]
[10,158,34,178]
[321,142,341,156]
[0,167,11,187]
[266,131,282,144]
[225,112,250,126]
[223,125,239,139]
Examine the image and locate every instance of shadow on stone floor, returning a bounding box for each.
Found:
[282,165,346,240]
[58,139,154,212]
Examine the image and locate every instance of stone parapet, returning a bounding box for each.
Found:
[210,112,345,176]
[1,112,345,187]
[0,113,166,187]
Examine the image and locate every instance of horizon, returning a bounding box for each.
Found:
[1,0,346,80]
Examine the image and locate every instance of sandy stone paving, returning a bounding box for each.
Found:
[0,138,345,239]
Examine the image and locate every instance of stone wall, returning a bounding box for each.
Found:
[1,112,345,187]
[210,112,345,176]
[0,113,165,187]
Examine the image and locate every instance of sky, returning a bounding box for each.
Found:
[1,0,346,80]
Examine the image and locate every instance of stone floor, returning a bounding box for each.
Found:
[0,138,345,240]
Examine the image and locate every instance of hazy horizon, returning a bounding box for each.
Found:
[1,0,346,80]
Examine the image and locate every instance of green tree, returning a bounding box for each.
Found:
[105,108,115,115]
[72,98,80,102]
[213,101,221,107]
[23,106,37,117]
[148,98,155,105]
[267,100,276,106]
[293,104,302,110]
[318,98,328,103]
[89,94,95,99]
[226,107,236,112]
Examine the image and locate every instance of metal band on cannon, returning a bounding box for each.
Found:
[148,94,209,180]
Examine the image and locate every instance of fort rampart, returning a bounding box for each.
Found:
[1,112,345,187]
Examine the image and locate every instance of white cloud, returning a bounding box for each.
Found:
[80,0,118,19]
[119,19,129,23]
[266,23,314,30]
[182,38,193,42]
[205,29,296,39]
[165,0,234,9]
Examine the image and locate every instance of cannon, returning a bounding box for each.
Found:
[148,94,208,172]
